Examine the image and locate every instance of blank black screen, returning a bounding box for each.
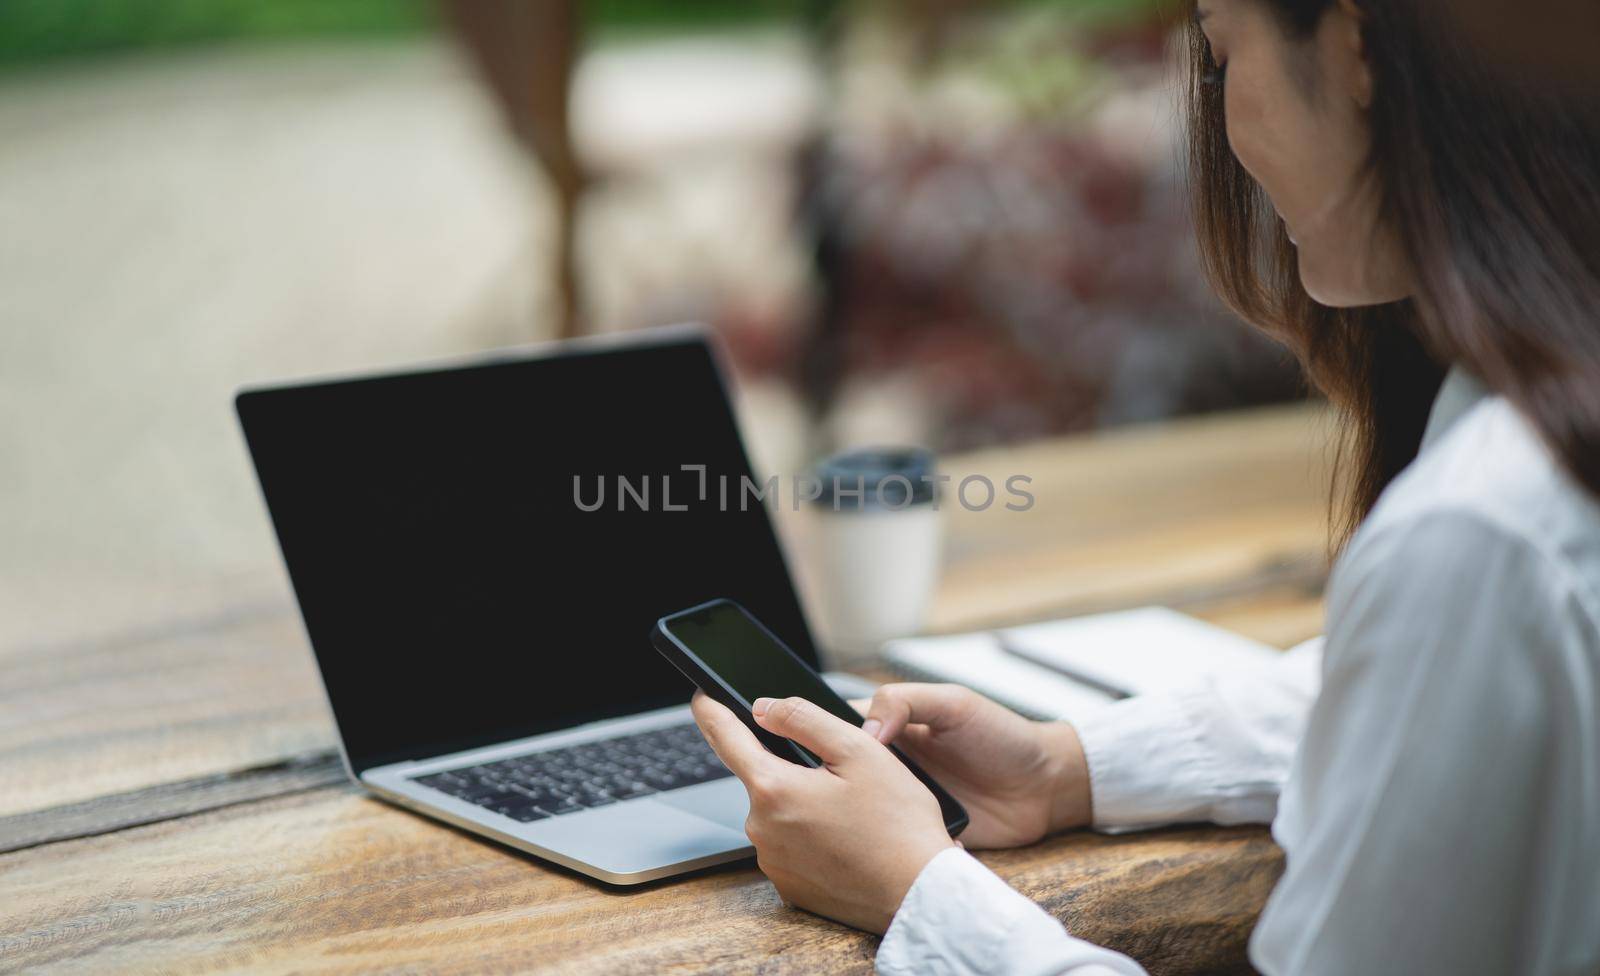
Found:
[236,335,818,772]
[665,601,860,727]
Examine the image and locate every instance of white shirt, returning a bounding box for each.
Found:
[877,369,1600,976]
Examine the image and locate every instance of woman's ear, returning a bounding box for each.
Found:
[1327,0,1374,109]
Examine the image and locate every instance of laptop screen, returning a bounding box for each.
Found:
[237,332,819,773]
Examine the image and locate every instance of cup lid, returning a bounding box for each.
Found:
[812,447,937,510]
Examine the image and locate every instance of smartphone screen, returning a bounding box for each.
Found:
[665,600,864,728]
[657,599,968,835]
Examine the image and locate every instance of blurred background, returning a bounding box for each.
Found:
[0,0,1305,650]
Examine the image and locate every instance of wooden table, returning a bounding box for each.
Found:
[0,403,1334,974]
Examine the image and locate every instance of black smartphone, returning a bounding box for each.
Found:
[652,598,969,836]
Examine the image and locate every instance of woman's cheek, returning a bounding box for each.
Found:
[1223,69,1297,222]
[1223,82,1263,182]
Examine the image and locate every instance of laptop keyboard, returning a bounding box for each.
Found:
[411,723,732,823]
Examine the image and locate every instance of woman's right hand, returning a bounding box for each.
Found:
[859,683,1092,849]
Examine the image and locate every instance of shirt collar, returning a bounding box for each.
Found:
[1421,366,1490,452]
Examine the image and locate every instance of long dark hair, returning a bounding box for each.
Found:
[1185,0,1600,546]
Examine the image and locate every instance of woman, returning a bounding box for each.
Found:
[692,0,1600,972]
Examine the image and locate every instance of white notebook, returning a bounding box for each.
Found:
[881,606,1280,721]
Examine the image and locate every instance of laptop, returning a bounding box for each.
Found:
[236,325,871,884]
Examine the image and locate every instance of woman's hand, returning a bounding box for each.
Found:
[859,683,1091,849]
[690,692,955,934]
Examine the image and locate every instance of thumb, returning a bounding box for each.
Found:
[752,696,871,767]
[863,683,979,744]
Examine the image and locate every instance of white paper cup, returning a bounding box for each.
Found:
[806,448,943,668]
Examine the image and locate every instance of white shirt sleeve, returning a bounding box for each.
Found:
[877,637,1324,975]
[1074,636,1321,829]
[876,847,1145,976]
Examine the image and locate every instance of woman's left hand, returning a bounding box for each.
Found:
[690,691,956,934]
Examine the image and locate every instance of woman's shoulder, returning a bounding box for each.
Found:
[1326,395,1600,661]
[1356,394,1600,585]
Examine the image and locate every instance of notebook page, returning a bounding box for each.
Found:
[999,606,1279,697]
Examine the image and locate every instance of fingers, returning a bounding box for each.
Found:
[863,683,978,744]
[752,696,870,766]
[690,691,786,783]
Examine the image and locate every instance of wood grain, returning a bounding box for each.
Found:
[0,750,344,855]
[0,786,1280,975]
[1193,584,1326,652]
[0,602,332,817]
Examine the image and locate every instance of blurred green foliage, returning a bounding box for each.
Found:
[0,0,435,66]
[0,0,1159,70]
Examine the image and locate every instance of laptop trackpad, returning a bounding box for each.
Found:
[657,776,749,832]
[527,794,748,878]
